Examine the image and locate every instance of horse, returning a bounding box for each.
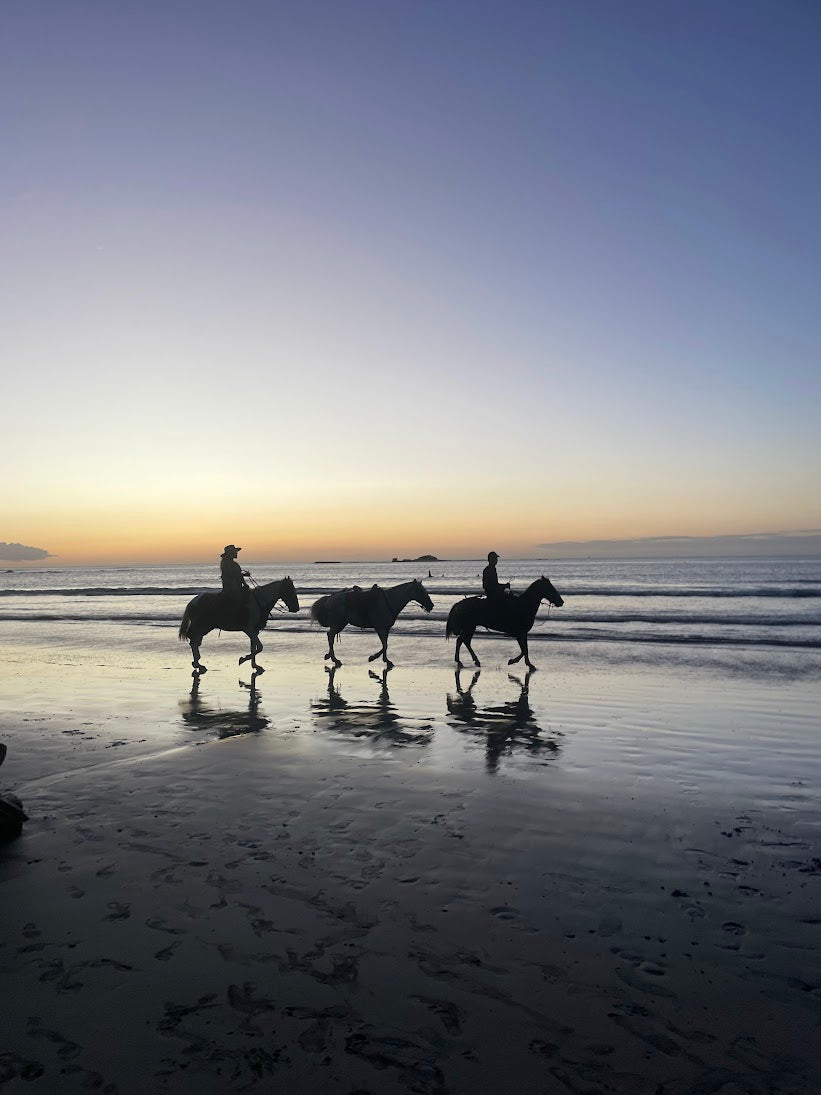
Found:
[310,579,433,669]
[445,575,563,670]
[178,577,299,675]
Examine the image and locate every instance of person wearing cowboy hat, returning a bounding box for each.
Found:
[220,545,253,627]
[482,551,510,602]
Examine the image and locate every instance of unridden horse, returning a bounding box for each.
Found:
[445,576,563,670]
[179,577,299,674]
[310,579,433,669]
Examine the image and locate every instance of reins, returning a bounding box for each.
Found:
[248,576,292,618]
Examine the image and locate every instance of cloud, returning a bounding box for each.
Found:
[0,542,54,561]
[536,531,821,559]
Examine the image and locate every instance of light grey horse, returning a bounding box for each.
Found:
[310,579,433,669]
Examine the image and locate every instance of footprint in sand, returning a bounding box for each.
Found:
[146,916,182,935]
[297,1019,330,1053]
[0,1054,45,1083]
[155,939,183,962]
[103,901,130,921]
[410,995,464,1034]
[722,921,746,935]
[489,906,521,921]
[25,1019,81,1060]
[38,959,65,983]
[59,1065,115,1091]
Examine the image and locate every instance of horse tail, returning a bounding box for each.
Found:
[178,603,193,642]
[311,595,330,628]
[446,600,465,640]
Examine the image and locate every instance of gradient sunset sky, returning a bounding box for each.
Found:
[4,1,820,564]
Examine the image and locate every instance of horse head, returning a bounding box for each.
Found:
[538,576,564,608]
[281,576,300,614]
[413,580,434,613]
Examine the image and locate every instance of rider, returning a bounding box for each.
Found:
[482,551,510,603]
[220,545,255,628]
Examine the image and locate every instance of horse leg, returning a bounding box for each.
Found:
[190,631,207,674]
[508,635,534,670]
[367,633,387,663]
[370,628,392,670]
[462,628,481,668]
[325,630,342,667]
[241,630,264,673]
[239,634,263,667]
[251,631,265,673]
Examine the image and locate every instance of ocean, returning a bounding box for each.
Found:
[2,557,819,669]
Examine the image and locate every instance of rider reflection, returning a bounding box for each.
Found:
[179,673,269,737]
[446,668,560,774]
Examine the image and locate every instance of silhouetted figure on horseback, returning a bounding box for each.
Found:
[482,551,514,629]
[483,550,510,599]
[447,568,564,671]
[178,549,300,674]
[220,545,256,631]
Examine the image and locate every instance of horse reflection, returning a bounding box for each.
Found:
[446,668,561,773]
[311,666,432,748]
[179,672,270,737]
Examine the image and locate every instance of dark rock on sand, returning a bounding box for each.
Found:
[0,743,28,840]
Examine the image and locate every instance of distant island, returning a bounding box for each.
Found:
[392,555,439,563]
[313,560,341,564]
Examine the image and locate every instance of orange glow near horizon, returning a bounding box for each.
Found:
[8,487,818,567]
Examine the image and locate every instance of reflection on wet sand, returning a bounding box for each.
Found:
[446,668,562,773]
[178,672,270,737]
[311,666,433,747]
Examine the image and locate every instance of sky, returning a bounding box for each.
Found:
[3,1,820,564]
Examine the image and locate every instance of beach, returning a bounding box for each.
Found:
[2,562,821,1092]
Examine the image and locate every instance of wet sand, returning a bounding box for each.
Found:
[2,630,821,1093]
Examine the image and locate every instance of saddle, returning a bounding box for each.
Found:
[482,592,517,628]
[346,584,381,613]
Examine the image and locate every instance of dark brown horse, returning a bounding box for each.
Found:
[310,579,433,669]
[179,577,299,675]
[445,576,563,670]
